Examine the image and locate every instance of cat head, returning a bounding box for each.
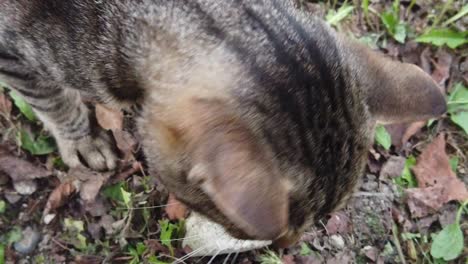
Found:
[138,27,446,248]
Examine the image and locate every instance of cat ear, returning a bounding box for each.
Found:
[184,100,289,240]
[348,42,447,124]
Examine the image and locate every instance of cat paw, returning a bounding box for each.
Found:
[57,131,117,171]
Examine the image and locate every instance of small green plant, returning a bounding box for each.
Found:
[416,2,468,49]
[259,249,282,264]
[375,125,392,150]
[0,226,22,247]
[9,90,36,121]
[326,3,354,27]
[394,156,417,188]
[148,255,171,264]
[103,182,132,208]
[380,0,407,43]
[300,242,313,256]
[416,29,468,49]
[0,244,4,264]
[128,242,147,264]
[0,200,5,214]
[17,129,56,155]
[63,218,88,251]
[430,201,467,261]
[159,219,185,256]
[449,156,459,172]
[446,83,468,134]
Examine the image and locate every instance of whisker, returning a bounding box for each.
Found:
[222,252,232,264]
[173,245,209,264]
[194,255,208,264]
[115,202,179,210]
[231,252,240,264]
[158,254,189,264]
[207,248,223,264]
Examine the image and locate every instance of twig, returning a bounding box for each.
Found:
[51,237,72,252]
[392,224,407,264]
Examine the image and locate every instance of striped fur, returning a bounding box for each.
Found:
[0,0,446,244]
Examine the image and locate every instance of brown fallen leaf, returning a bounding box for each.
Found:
[95,104,123,131]
[113,130,137,160]
[406,134,468,218]
[0,92,12,116]
[282,255,296,264]
[325,211,351,235]
[165,193,188,220]
[0,147,51,182]
[380,156,406,179]
[69,167,112,204]
[111,161,142,184]
[95,104,136,160]
[361,246,379,262]
[412,134,455,187]
[43,181,76,216]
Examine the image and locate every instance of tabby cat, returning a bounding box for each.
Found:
[0,0,446,246]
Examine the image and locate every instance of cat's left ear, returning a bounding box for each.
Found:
[347,40,447,124]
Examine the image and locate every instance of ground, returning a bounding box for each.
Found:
[0,0,467,263]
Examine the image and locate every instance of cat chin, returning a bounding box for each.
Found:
[182,212,272,257]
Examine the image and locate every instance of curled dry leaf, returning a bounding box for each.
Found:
[111,161,142,184]
[95,104,123,131]
[95,104,136,160]
[0,146,51,182]
[165,193,188,220]
[406,134,468,218]
[43,181,76,217]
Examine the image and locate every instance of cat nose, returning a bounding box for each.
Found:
[271,230,301,248]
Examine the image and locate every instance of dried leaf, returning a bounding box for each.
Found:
[0,147,51,182]
[80,177,106,204]
[0,92,12,116]
[325,211,351,235]
[412,134,455,187]
[281,255,296,264]
[165,193,188,220]
[95,104,123,131]
[380,156,406,179]
[43,181,76,216]
[406,134,468,217]
[113,130,137,160]
[362,246,379,262]
[69,167,112,204]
